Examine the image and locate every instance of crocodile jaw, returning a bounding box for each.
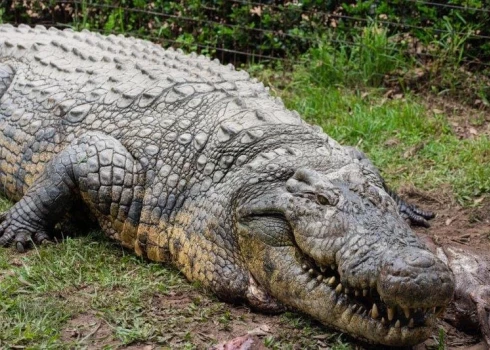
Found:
[235,168,454,345]
[240,241,439,346]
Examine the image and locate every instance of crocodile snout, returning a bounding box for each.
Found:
[378,247,455,309]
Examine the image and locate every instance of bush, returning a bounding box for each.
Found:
[304,24,406,87]
[2,0,490,66]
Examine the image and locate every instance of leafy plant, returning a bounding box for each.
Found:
[300,23,406,88]
[3,0,487,65]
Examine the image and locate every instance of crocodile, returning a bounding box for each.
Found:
[0,24,454,346]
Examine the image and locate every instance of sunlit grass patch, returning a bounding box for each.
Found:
[0,232,191,347]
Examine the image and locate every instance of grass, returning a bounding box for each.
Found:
[306,25,409,88]
[0,231,186,348]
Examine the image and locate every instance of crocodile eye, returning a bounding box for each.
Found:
[317,194,330,205]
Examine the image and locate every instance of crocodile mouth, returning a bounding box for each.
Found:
[237,210,449,344]
[299,255,445,331]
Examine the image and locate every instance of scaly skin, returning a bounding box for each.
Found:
[0,24,454,346]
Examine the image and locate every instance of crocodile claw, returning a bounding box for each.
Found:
[385,187,435,227]
[0,209,52,251]
[399,208,432,228]
[15,241,25,253]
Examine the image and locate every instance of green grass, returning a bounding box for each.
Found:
[307,25,409,88]
[0,231,192,348]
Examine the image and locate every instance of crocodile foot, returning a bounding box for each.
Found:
[0,208,51,252]
[385,187,435,227]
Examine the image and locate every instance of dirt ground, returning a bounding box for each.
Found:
[58,289,339,349]
[401,186,490,350]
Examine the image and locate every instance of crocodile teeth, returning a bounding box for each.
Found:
[344,288,350,294]
[316,275,323,282]
[387,307,395,321]
[330,264,336,270]
[362,289,368,297]
[308,268,315,275]
[381,317,386,325]
[320,266,326,273]
[402,306,410,319]
[395,320,401,328]
[328,276,336,286]
[371,303,379,319]
[354,290,360,297]
[408,318,414,328]
[301,264,308,271]
[335,283,343,294]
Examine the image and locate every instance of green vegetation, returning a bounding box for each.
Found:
[4,0,490,61]
[303,25,407,87]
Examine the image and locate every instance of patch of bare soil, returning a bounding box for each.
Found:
[61,312,122,349]
[60,287,337,349]
[421,95,490,139]
[148,289,330,349]
[399,185,490,250]
[400,186,490,350]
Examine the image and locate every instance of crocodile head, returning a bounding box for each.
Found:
[236,165,454,346]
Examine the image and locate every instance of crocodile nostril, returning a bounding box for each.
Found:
[377,248,454,309]
[405,251,435,268]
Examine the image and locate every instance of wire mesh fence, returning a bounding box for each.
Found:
[1,0,490,101]
[2,1,489,61]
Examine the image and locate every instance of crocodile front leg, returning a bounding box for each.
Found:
[0,132,145,252]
